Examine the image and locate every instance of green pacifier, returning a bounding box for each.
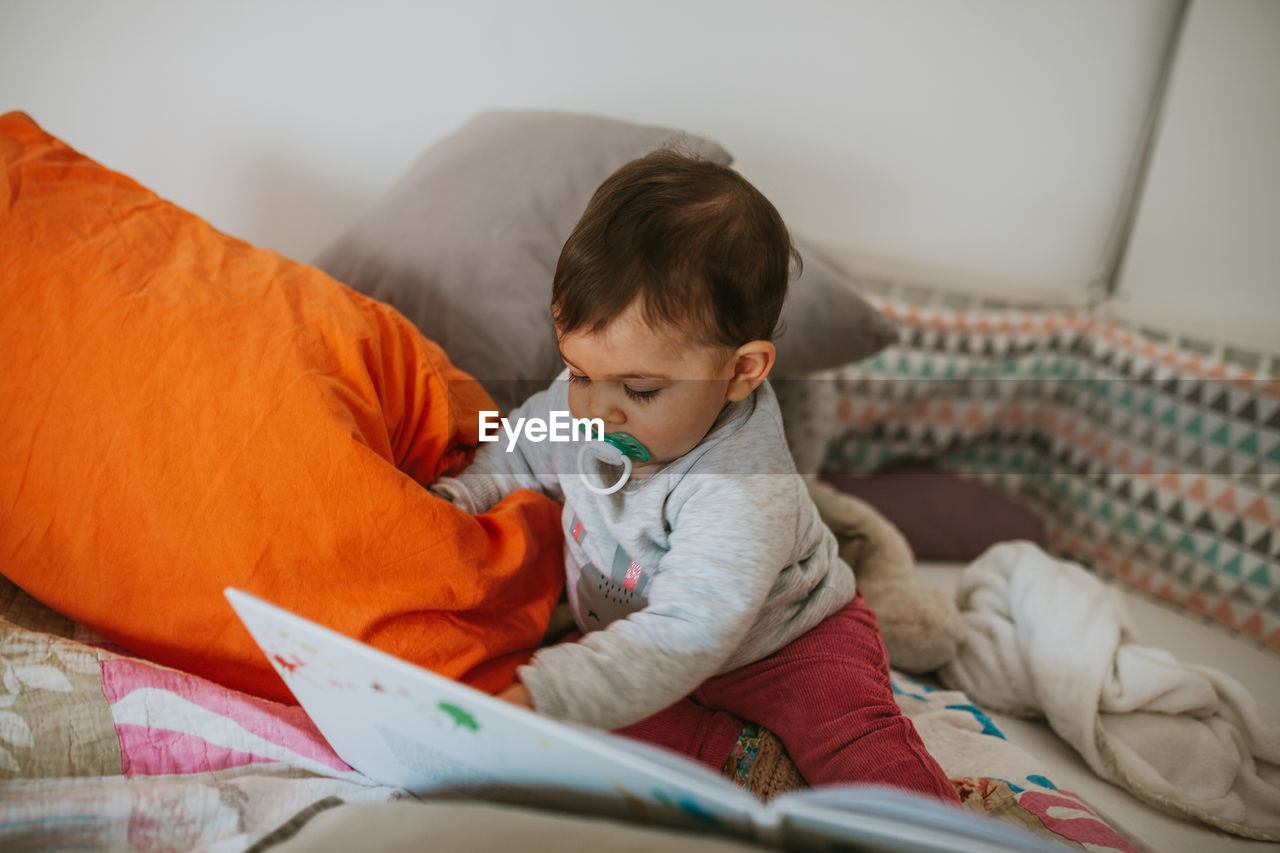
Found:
[600,431,650,464]
[577,424,651,495]
[576,422,651,463]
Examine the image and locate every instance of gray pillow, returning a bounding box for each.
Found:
[315,110,897,414]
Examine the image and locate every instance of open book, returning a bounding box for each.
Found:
[225,588,1066,852]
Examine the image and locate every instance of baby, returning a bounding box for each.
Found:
[432,149,955,801]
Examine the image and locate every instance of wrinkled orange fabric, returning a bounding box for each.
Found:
[0,112,564,704]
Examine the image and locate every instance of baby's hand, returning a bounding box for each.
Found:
[496,682,533,710]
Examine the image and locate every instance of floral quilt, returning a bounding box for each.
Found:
[0,576,1139,852]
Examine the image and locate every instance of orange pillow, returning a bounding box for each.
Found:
[0,112,564,704]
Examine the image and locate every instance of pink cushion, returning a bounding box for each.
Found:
[821,463,1046,561]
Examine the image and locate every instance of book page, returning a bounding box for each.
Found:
[770,785,1070,853]
[225,589,758,836]
[226,589,1067,852]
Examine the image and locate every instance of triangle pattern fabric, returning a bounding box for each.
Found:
[833,297,1278,654]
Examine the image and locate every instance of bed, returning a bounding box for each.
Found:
[2,109,1276,852]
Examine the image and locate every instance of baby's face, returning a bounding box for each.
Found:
[557,304,736,470]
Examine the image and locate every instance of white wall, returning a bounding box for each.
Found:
[1114,0,1280,349]
[1,0,1176,297]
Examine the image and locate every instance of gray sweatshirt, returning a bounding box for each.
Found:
[431,375,855,730]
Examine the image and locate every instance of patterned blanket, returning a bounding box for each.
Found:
[0,577,1139,852]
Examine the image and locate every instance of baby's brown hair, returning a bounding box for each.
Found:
[552,149,799,350]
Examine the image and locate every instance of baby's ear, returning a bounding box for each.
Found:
[725,341,776,402]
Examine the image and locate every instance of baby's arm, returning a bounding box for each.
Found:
[431,384,565,512]
[518,477,800,730]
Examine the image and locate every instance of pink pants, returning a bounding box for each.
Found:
[616,591,958,802]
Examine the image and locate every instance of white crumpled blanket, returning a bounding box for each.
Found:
[940,541,1280,841]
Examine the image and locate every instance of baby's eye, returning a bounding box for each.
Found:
[624,385,660,403]
[568,372,591,386]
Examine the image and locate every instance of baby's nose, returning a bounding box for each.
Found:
[588,386,626,424]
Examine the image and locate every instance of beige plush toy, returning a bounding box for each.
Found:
[806,478,967,674]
